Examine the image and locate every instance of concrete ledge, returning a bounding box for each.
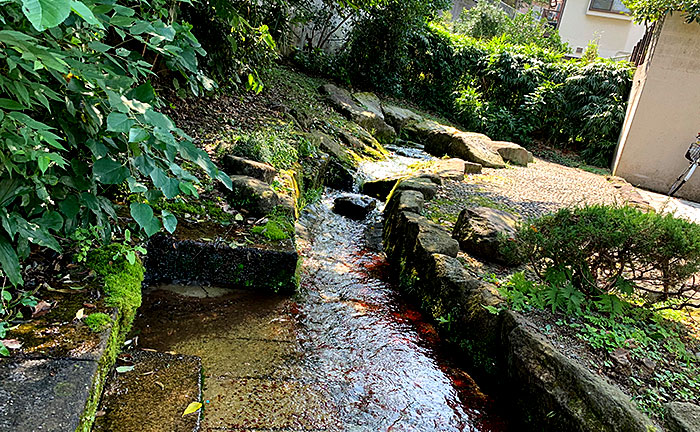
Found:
[145,233,299,294]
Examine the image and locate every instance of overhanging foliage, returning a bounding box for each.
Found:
[0,0,231,286]
[624,0,700,23]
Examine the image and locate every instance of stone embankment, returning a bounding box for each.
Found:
[380,173,663,431]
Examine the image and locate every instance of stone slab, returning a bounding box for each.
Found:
[203,377,340,430]
[93,350,202,432]
[222,155,277,184]
[0,358,98,432]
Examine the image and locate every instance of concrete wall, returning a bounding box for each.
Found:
[612,14,700,201]
[558,0,646,58]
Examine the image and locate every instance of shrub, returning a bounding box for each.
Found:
[228,126,300,170]
[455,0,510,40]
[330,13,632,167]
[512,205,700,305]
[345,0,451,93]
[181,0,279,90]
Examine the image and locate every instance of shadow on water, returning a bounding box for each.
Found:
[131,189,511,431]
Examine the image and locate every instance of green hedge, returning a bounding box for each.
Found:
[401,23,634,166]
[510,205,700,304]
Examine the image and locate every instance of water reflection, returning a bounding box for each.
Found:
[295,191,507,431]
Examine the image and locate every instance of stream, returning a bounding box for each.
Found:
[131,152,510,431]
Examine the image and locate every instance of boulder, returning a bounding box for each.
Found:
[397,211,460,260]
[353,92,384,118]
[336,123,388,159]
[489,141,531,167]
[384,190,425,220]
[381,103,422,131]
[415,172,442,186]
[222,155,277,184]
[325,160,355,192]
[307,131,353,166]
[428,158,468,180]
[227,175,283,218]
[665,402,700,432]
[320,84,396,143]
[503,311,658,432]
[305,131,356,192]
[403,120,505,168]
[452,206,519,265]
[333,195,377,220]
[464,161,483,174]
[397,177,438,201]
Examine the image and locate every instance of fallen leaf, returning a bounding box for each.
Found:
[32,301,53,317]
[116,365,134,373]
[1,339,22,350]
[83,303,96,309]
[75,308,85,320]
[182,402,202,417]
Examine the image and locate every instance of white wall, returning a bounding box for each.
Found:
[558,0,646,58]
[612,14,700,201]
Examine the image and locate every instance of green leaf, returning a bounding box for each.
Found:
[70,1,102,28]
[59,196,80,219]
[130,203,161,237]
[150,168,179,199]
[37,155,50,174]
[0,98,25,110]
[127,177,148,193]
[21,0,72,31]
[128,127,149,143]
[144,109,173,130]
[116,365,134,373]
[178,181,199,198]
[0,234,23,286]
[36,211,63,232]
[127,82,156,103]
[0,342,9,357]
[93,157,128,185]
[161,210,177,234]
[106,112,134,134]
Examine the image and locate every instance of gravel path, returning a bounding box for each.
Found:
[426,158,631,226]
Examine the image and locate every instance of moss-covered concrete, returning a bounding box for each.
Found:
[145,233,299,294]
[0,245,145,432]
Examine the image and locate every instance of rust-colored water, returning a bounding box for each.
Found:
[132,191,509,431]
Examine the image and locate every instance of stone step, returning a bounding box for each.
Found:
[93,350,202,432]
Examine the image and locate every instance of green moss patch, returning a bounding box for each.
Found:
[76,244,145,431]
[84,313,112,333]
[251,214,295,242]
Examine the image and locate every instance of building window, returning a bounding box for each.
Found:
[589,0,631,14]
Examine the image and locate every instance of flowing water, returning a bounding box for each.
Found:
[131,153,510,431]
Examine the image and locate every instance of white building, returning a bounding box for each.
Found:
[553,0,647,59]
